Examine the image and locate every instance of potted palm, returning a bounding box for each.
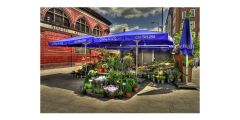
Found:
[125,84,132,98]
[132,79,139,92]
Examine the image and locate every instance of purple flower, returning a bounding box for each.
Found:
[103,85,118,92]
[95,76,106,82]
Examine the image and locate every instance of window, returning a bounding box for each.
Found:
[75,48,90,54]
[191,9,195,17]
[93,25,102,36]
[182,11,186,19]
[44,8,70,27]
[190,21,195,29]
[75,18,90,33]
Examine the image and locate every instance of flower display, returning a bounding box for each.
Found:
[95,76,106,82]
[103,85,118,92]
[103,85,119,98]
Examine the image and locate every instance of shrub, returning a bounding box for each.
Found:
[84,82,93,89]
[93,88,105,94]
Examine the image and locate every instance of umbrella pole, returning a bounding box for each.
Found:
[83,42,89,77]
[186,55,188,83]
[134,40,140,77]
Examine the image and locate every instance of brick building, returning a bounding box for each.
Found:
[40,7,112,69]
[165,7,200,37]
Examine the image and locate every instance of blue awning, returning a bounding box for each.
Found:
[48,35,94,47]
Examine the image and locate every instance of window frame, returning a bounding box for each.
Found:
[93,25,102,36]
[75,18,90,34]
[44,8,70,27]
[191,9,196,17]
[182,11,186,19]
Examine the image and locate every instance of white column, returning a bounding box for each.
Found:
[186,55,188,83]
[83,42,90,76]
[134,40,140,77]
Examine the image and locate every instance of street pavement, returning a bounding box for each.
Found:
[41,67,199,113]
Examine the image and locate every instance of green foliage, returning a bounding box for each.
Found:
[88,70,98,78]
[126,84,132,93]
[108,70,123,85]
[93,88,105,94]
[172,68,182,80]
[106,56,121,70]
[123,54,134,68]
[84,82,93,89]
[118,90,124,96]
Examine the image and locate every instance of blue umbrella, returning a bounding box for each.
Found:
[48,35,94,47]
[93,29,174,76]
[179,18,194,83]
[48,35,95,76]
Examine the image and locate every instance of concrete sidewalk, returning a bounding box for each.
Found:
[41,66,81,76]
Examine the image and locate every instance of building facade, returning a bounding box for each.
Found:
[40,7,112,69]
[165,7,200,37]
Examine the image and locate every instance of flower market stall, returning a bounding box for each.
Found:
[48,29,181,99]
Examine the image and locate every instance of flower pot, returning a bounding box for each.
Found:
[125,92,132,98]
[98,67,104,73]
[133,87,139,92]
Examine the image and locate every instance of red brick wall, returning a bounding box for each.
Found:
[40,7,109,68]
[41,31,102,68]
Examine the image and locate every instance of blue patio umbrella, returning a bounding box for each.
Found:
[179,18,194,83]
[93,29,174,76]
[48,35,95,76]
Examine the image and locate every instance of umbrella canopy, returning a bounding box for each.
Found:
[92,29,174,48]
[179,18,194,84]
[179,18,194,55]
[48,35,94,47]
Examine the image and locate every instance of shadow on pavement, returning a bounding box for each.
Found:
[41,73,83,92]
[137,88,173,96]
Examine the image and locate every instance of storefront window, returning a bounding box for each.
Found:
[93,25,102,36]
[44,8,70,27]
[75,18,90,33]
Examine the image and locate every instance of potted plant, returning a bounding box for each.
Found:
[103,85,119,98]
[88,70,98,79]
[123,54,133,70]
[156,75,161,84]
[132,79,139,92]
[161,76,166,84]
[168,74,174,83]
[125,84,132,98]
[97,62,104,73]
[92,88,105,98]
[84,82,93,95]
[102,63,109,72]
[118,90,124,99]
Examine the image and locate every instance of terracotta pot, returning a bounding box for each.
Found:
[133,87,139,92]
[125,92,132,98]
[98,67,104,73]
